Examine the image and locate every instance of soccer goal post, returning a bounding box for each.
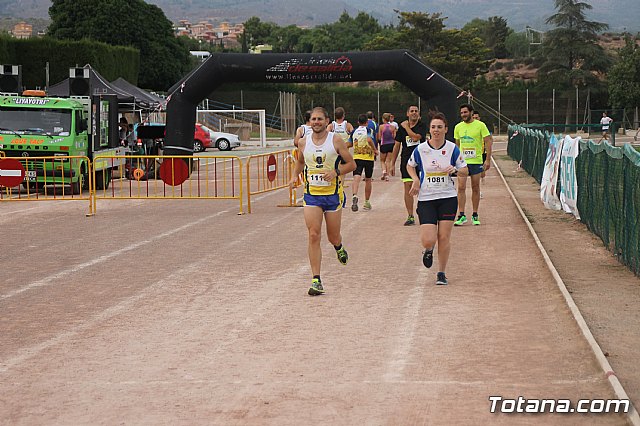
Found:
[196,109,267,147]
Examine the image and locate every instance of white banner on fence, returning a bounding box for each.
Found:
[560,135,581,219]
[540,133,563,210]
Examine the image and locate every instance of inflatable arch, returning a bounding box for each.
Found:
[164,50,459,155]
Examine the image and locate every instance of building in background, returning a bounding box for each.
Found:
[175,19,243,49]
[12,22,32,39]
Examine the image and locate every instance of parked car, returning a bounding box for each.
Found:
[132,123,236,153]
[199,123,241,151]
[193,123,213,152]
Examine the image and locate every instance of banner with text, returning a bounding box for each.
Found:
[540,134,563,210]
[560,135,581,219]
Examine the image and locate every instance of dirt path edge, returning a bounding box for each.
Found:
[493,155,640,426]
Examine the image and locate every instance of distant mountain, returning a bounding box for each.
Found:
[2,0,638,32]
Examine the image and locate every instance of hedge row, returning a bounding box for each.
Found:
[0,35,139,89]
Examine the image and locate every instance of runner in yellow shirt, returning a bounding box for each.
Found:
[453,104,492,226]
[349,114,378,212]
[289,107,356,296]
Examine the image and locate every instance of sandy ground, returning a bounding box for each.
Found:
[0,142,636,424]
[494,144,640,412]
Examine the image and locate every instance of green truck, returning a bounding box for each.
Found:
[0,92,126,193]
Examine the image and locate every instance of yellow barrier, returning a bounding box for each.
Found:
[288,148,304,209]
[0,156,93,214]
[245,149,296,213]
[92,154,244,214]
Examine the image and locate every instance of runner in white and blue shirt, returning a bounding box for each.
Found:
[408,138,467,201]
[406,112,468,286]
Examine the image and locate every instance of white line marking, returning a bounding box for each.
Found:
[383,275,424,382]
[0,241,306,373]
[0,209,230,301]
[0,261,203,373]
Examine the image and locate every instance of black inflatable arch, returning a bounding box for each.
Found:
[164,50,459,155]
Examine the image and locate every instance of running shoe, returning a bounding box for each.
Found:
[436,272,448,285]
[454,215,467,226]
[308,278,325,296]
[351,195,359,212]
[336,246,349,265]
[472,215,481,226]
[422,249,433,268]
[363,200,372,211]
[403,215,415,226]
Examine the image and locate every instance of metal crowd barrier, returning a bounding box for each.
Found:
[245,149,296,213]
[0,156,93,214]
[92,154,244,214]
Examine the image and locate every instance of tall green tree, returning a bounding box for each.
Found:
[463,16,511,59]
[272,25,305,53]
[536,0,610,88]
[608,37,640,110]
[315,11,382,52]
[364,11,490,87]
[505,31,530,58]
[48,0,190,90]
[242,17,279,47]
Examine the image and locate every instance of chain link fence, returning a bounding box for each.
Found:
[208,86,626,137]
[508,124,640,276]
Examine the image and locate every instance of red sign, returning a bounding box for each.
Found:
[267,154,277,182]
[159,158,189,186]
[0,158,26,187]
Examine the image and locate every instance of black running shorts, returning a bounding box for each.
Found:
[380,143,394,154]
[416,197,458,225]
[354,159,374,178]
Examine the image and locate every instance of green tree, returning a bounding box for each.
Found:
[242,16,279,47]
[428,29,492,87]
[48,0,190,90]
[536,0,610,88]
[486,17,511,59]
[505,31,529,58]
[463,16,511,58]
[364,11,490,87]
[272,25,305,53]
[302,11,382,52]
[393,11,447,55]
[608,37,640,110]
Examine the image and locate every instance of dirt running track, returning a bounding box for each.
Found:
[0,153,631,424]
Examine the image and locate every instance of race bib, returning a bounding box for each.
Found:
[424,172,449,190]
[308,170,330,186]
[462,148,476,159]
[406,136,418,147]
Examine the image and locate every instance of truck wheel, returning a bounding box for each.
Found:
[71,165,88,194]
[22,182,42,192]
[217,138,231,151]
[95,169,111,190]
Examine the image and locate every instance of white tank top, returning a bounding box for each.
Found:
[303,132,341,196]
[331,120,349,139]
[299,124,312,137]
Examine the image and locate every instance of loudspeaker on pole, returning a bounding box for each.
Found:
[69,67,90,96]
[0,64,22,93]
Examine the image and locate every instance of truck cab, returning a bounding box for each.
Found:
[0,92,125,193]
